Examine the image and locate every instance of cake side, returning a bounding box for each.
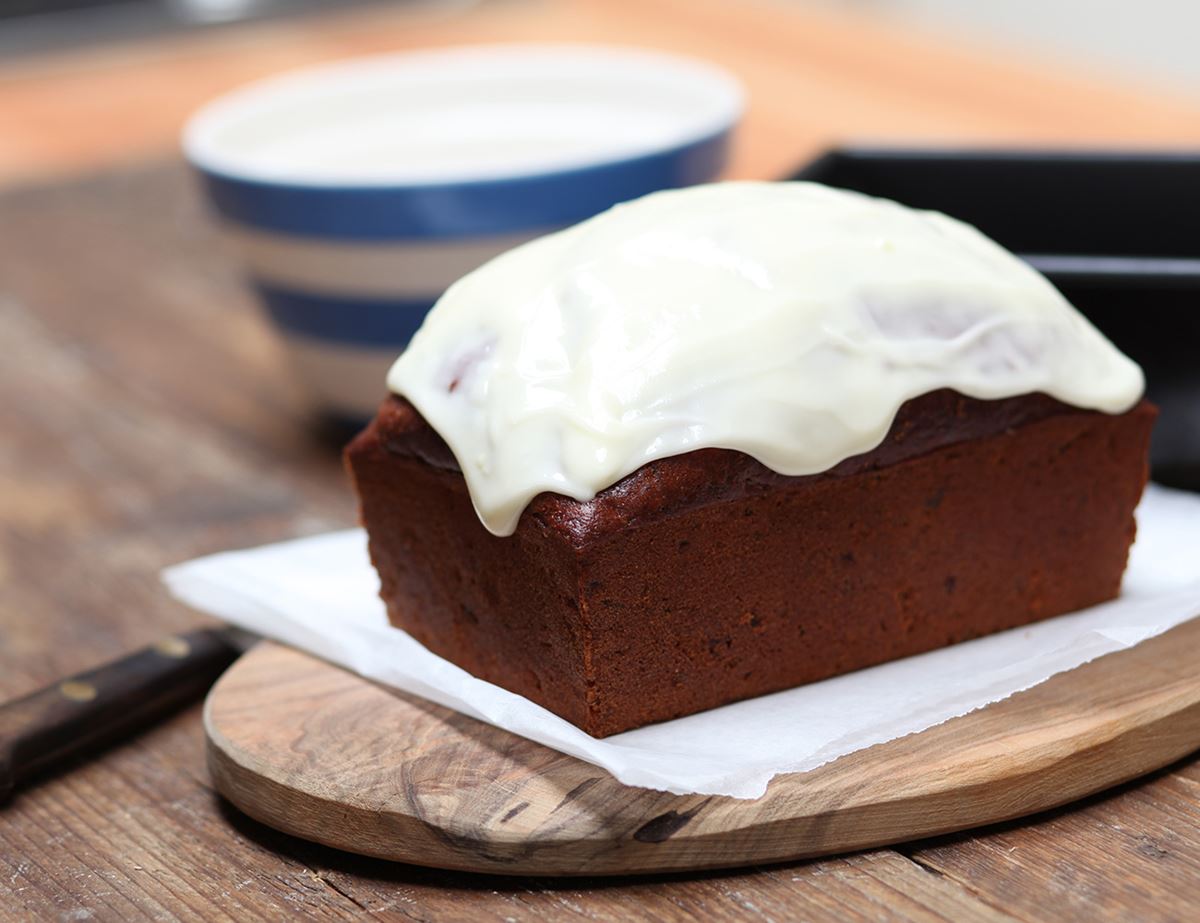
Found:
[576,400,1155,735]
[347,420,593,729]
[347,393,1155,736]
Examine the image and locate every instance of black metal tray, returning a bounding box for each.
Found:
[791,149,1200,489]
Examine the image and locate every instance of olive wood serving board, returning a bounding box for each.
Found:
[206,620,1200,877]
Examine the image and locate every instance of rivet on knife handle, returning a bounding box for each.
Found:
[0,627,243,804]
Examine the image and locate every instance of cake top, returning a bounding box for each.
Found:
[387,181,1144,536]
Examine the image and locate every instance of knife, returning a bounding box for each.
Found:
[0,626,258,804]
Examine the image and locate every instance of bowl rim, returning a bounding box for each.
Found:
[182,43,744,190]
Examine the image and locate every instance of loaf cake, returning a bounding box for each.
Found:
[346,181,1153,738]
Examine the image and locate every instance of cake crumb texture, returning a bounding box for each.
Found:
[346,391,1155,737]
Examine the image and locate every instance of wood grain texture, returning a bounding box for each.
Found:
[205,617,1200,877]
[4,0,1200,911]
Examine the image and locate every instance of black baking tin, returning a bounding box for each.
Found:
[790,149,1200,490]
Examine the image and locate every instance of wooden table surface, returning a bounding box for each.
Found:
[3,1,1200,919]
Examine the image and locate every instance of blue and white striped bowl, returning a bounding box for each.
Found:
[183,45,742,420]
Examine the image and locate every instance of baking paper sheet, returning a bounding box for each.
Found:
[164,484,1200,799]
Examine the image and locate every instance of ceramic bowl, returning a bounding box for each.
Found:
[184,44,742,419]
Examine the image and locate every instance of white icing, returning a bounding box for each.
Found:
[387,181,1144,536]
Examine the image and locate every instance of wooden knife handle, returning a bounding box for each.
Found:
[0,628,242,804]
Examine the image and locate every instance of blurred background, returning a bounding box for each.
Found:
[4,0,1200,188]
[808,0,1200,92]
[7,0,1200,96]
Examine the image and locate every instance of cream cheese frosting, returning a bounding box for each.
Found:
[387,181,1144,536]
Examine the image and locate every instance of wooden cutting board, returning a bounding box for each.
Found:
[206,619,1200,877]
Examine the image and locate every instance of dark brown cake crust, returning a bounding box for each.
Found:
[346,391,1155,737]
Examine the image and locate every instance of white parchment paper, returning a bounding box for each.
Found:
[164,484,1200,799]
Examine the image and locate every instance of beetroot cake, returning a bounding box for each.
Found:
[345,390,1155,737]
